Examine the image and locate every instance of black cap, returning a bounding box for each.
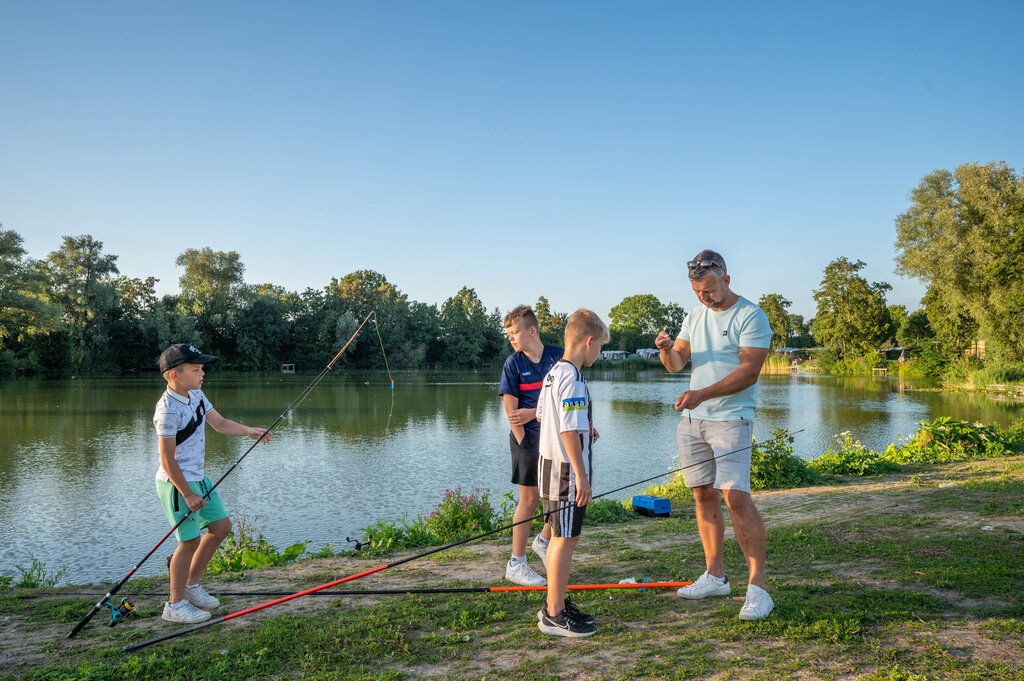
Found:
[159,344,218,373]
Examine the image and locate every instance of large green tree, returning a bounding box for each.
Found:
[534,296,567,346]
[0,226,54,353]
[757,294,793,350]
[812,257,891,357]
[175,248,246,356]
[895,162,1024,361]
[608,294,683,350]
[438,287,502,367]
[42,235,120,368]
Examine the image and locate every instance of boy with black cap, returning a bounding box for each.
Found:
[154,343,272,623]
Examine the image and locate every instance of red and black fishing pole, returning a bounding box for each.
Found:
[124,429,802,652]
[67,311,378,639]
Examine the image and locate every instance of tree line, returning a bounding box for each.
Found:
[2,161,1022,378]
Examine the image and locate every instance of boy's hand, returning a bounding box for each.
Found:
[655,331,674,350]
[574,477,592,507]
[184,491,208,512]
[590,424,600,442]
[247,427,272,442]
[508,408,536,426]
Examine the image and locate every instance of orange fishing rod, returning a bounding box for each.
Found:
[125,429,802,652]
[68,311,377,639]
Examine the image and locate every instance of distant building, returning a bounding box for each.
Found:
[599,350,630,361]
[635,348,660,359]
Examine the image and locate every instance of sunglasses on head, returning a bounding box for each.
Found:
[687,259,723,270]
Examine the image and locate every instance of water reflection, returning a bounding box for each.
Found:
[0,371,1020,584]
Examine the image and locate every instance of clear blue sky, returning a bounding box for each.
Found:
[2,1,1022,321]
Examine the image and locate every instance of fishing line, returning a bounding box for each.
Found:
[124,428,802,652]
[67,311,376,639]
[372,311,396,433]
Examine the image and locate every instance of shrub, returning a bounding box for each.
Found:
[425,487,501,541]
[0,350,16,378]
[14,554,67,588]
[584,498,638,525]
[884,417,1015,464]
[750,428,821,491]
[809,431,901,476]
[208,514,306,573]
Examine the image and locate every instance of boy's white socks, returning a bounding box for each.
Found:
[534,536,549,547]
[509,554,527,565]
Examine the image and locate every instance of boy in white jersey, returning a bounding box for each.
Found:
[535,309,609,638]
[153,344,272,624]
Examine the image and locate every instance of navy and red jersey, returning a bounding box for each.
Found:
[498,344,564,436]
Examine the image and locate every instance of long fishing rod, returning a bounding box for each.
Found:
[125,428,802,652]
[68,310,377,640]
[63,582,693,599]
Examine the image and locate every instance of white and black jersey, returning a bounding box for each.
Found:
[153,388,214,483]
[536,359,593,502]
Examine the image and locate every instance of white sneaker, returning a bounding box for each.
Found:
[676,571,731,599]
[738,584,774,620]
[162,600,212,624]
[505,560,547,586]
[184,584,220,609]
[531,535,549,570]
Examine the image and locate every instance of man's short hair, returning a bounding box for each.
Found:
[687,249,727,281]
[504,305,539,330]
[565,309,610,346]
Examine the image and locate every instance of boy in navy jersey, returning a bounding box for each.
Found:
[498,306,562,585]
[535,309,608,637]
[153,344,272,624]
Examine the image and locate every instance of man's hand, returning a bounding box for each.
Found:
[655,331,674,350]
[674,389,708,412]
[247,427,272,442]
[574,476,592,507]
[184,491,208,512]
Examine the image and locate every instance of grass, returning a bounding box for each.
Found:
[2,456,1023,679]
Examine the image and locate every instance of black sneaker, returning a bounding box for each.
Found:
[537,605,597,638]
[537,597,594,625]
[564,597,594,625]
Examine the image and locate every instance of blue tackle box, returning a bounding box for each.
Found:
[632,495,671,517]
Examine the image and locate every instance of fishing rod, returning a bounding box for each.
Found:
[125,428,802,652]
[62,581,692,599]
[68,310,377,640]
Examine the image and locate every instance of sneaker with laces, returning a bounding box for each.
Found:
[162,600,212,624]
[537,596,593,625]
[676,571,731,599]
[531,535,549,570]
[506,560,547,586]
[184,584,220,609]
[537,605,597,638]
[738,584,774,620]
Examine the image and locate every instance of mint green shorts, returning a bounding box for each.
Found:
[156,477,228,542]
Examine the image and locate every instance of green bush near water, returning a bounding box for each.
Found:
[750,428,821,491]
[207,514,307,573]
[809,431,902,476]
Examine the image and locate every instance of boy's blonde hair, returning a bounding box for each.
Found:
[564,309,610,346]
[504,305,539,330]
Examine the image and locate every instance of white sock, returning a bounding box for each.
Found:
[186,583,200,589]
[170,599,189,608]
[534,535,549,547]
[708,573,727,583]
[509,554,527,565]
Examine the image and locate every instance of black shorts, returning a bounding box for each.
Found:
[510,430,540,486]
[543,498,587,538]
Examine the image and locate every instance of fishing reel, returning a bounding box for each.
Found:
[345,535,372,551]
[105,597,136,627]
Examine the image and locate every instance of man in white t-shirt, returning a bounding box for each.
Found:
[654,249,775,621]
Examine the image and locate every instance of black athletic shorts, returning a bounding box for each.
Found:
[510,430,540,486]
[543,498,587,538]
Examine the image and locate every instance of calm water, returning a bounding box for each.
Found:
[1,370,1021,585]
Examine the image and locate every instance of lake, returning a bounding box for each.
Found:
[0,370,1021,585]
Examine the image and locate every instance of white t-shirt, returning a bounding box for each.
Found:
[536,360,593,501]
[153,388,214,482]
[677,295,773,421]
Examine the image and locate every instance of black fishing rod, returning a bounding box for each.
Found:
[125,428,803,652]
[67,311,377,639]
